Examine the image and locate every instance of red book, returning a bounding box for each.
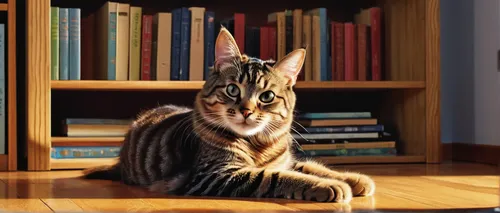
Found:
[141,15,153,80]
[344,23,357,81]
[234,13,245,54]
[260,26,269,60]
[268,27,277,61]
[369,7,381,80]
[81,14,95,80]
[333,22,344,81]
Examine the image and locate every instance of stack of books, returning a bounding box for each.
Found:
[293,112,397,157]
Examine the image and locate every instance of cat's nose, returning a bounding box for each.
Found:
[240,107,253,119]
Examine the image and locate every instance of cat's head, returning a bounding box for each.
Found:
[196,27,305,139]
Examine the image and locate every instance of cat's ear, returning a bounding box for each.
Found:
[214,26,242,69]
[273,48,306,86]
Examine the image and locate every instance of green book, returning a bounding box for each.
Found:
[129,6,142,81]
[50,7,59,80]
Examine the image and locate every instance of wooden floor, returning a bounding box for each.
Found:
[0,162,497,212]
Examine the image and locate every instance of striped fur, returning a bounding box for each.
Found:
[82,27,375,203]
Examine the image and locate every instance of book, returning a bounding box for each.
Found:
[129,6,142,81]
[69,8,81,80]
[59,8,69,80]
[50,7,59,80]
[51,146,121,158]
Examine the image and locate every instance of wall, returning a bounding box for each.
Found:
[440,0,475,144]
[440,0,500,145]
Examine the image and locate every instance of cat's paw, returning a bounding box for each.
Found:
[303,179,353,203]
[342,173,376,196]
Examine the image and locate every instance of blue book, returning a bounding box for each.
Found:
[204,11,215,80]
[306,8,328,81]
[298,112,372,119]
[68,8,81,80]
[51,146,121,159]
[107,11,117,80]
[59,8,69,80]
[179,8,191,80]
[170,8,182,80]
[302,125,385,134]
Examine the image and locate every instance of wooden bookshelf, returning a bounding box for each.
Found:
[0,0,17,171]
[51,80,426,91]
[26,0,441,170]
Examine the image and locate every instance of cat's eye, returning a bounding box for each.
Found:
[259,91,275,103]
[226,84,240,97]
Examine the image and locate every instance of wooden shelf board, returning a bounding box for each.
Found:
[314,155,426,165]
[51,80,426,91]
[52,137,123,146]
[0,4,8,11]
[51,158,118,170]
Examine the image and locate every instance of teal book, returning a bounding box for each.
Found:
[68,8,81,80]
[50,7,59,80]
[59,8,69,80]
[108,11,117,80]
[51,146,120,158]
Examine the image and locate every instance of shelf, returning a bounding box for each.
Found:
[51,80,426,91]
[52,137,123,147]
[0,4,8,11]
[314,155,426,165]
[51,158,118,170]
[50,137,424,169]
[49,155,425,170]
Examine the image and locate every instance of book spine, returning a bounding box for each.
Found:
[51,146,121,158]
[108,10,117,80]
[302,15,312,80]
[357,24,367,81]
[51,7,59,80]
[170,9,181,80]
[301,147,397,157]
[285,10,293,54]
[293,132,379,140]
[129,7,142,81]
[311,15,320,81]
[156,13,172,81]
[334,22,344,81]
[370,7,381,80]
[303,125,384,133]
[299,111,372,119]
[234,13,245,54]
[344,23,356,81]
[81,14,95,80]
[69,8,81,80]
[150,14,158,80]
[189,7,205,81]
[319,9,328,81]
[0,24,4,154]
[115,3,130,81]
[204,11,215,80]
[268,26,277,61]
[59,8,69,80]
[179,8,191,80]
[259,26,269,60]
[140,15,152,80]
[330,21,335,81]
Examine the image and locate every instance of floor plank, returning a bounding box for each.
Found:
[0,162,497,212]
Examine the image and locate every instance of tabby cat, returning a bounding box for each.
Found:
[82,27,375,203]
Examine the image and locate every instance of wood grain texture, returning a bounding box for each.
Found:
[0,162,498,212]
[0,4,8,11]
[7,0,17,171]
[27,0,51,171]
[50,80,426,91]
[425,0,441,163]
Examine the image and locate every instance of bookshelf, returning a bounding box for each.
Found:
[0,0,16,171]
[25,0,441,171]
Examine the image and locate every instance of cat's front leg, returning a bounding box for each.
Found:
[292,160,375,196]
[186,168,353,203]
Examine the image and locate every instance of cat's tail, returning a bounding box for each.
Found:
[81,162,121,181]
